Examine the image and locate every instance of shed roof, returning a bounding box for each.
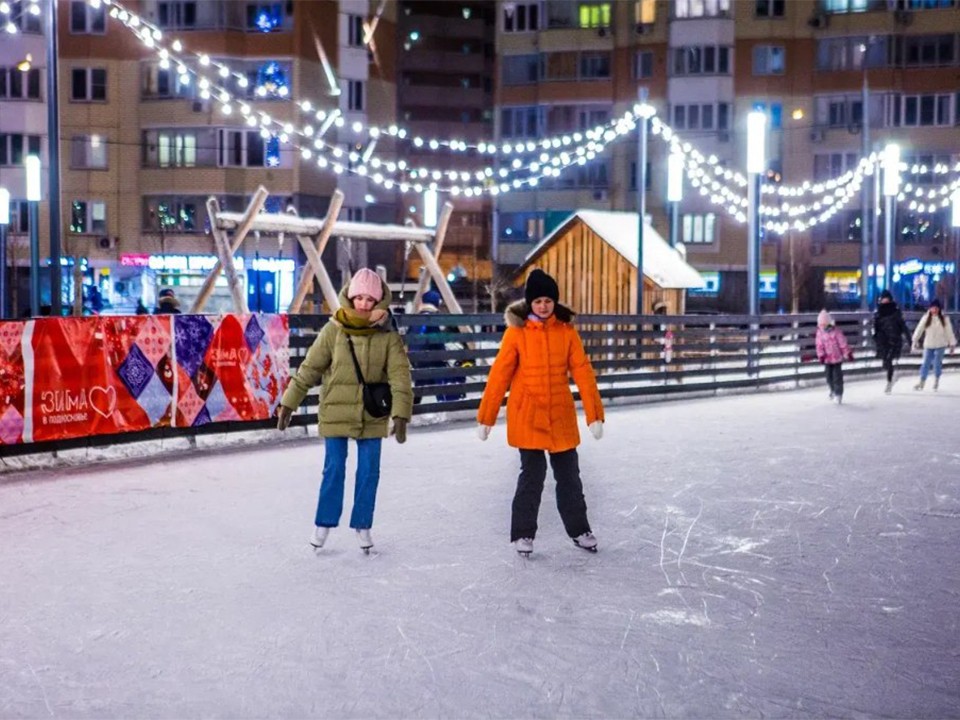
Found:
[519,210,704,289]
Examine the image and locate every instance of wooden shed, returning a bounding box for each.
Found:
[515,210,704,315]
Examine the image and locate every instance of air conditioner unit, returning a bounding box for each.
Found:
[97,236,117,250]
[807,11,829,29]
[810,128,825,143]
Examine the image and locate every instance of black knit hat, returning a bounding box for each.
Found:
[929,297,942,310]
[879,289,893,301]
[524,269,559,305]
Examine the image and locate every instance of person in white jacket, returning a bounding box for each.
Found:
[911,298,957,391]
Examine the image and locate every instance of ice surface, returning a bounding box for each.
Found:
[1,377,959,718]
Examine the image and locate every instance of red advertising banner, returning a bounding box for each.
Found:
[0,313,288,446]
[28,316,176,443]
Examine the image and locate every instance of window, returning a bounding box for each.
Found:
[142,196,203,232]
[0,134,41,166]
[670,103,729,131]
[503,2,539,31]
[813,153,859,181]
[682,214,716,244]
[752,102,783,130]
[7,1,41,32]
[823,0,869,12]
[0,67,41,100]
[502,54,540,85]
[629,161,653,191]
[501,106,541,138]
[70,68,107,101]
[501,212,546,242]
[70,201,106,234]
[817,36,889,71]
[675,0,730,18]
[347,14,365,47]
[902,153,953,185]
[815,94,867,128]
[755,0,785,16]
[70,135,108,169]
[246,2,289,32]
[70,0,106,33]
[753,46,785,75]
[345,207,364,222]
[6,200,31,234]
[157,1,198,29]
[142,129,218,167]
[141,63,194,98]
[892,93,954,127]
[896,34,956,67]
[673,46,730,76]
[633,51,653,79]
[578,3,611,27]
[218,129,284,167]
[635,0,656,24]
[579,52,611,79]
[347,80,364,111]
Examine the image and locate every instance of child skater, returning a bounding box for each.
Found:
[815,309,853,404]
[276,268,413,554]
[477,268,605,556]
[911,298,957,391]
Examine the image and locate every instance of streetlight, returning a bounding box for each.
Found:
[423,188,438,228]
[26,154,41,316]
[882,143,900,297]
[666,150,683,248]
[0,187,8,318]
[746,110,767,316]
[951,189,960,312]
[859,40,872,310]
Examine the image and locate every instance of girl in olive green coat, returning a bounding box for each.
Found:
[277,268,413,553]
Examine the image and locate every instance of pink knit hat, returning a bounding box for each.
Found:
[817,309,833,328]
[347,268,384,301]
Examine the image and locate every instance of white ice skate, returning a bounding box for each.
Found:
[914,380,925,391]
[884,381,893,394]
[573,532,598,553]
[514,538,534,556]
[933,377,939,391]
[356,529,374,554]
[310,526,330,549]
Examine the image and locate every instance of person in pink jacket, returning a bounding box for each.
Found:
[816,310,853,404]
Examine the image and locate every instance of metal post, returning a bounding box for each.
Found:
[747,174,760,316]
[860,71,870,310]
[29,202,41,316]
[669,201,678,249]
[0,224,6,319]
[636,87,648,315]
[46,0,62,314]
[884,194,894,294]
[954,228,960,313]
[872,168,880,303]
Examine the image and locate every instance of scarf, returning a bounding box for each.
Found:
[335,307,381,336]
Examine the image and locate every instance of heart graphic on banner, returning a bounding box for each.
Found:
[238,347,250,366]
[89,386,117,419]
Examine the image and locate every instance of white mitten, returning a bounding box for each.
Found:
[477,424,492,441]
[589,421,603,440]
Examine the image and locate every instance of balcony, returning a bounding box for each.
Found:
[400,50,489,75]
[403,15,488,39]
[400,85,488,109]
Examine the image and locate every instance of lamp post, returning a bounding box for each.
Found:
[45,0,62,314]
[666,150,683,249]
[859,41,872,310]
[882,143,900,297]
[0,187,8,319]
[952,189,960,312]
[746,110,767,316]
[26,154,42,316]
[635,87,649,315]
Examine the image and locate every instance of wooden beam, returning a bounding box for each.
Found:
[412,201,454,310]
[288,190,344,313]
[191,186,269,313]
[206,197,249,313]
[413,239,462,314]
[214,213,436,243]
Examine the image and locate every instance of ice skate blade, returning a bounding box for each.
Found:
[573,543,598,553]
[516,550,532,557]
[361,546,373,555]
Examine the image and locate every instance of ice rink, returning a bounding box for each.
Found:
[2,376,959,718]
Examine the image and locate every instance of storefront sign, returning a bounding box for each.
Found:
[143,254,295,273]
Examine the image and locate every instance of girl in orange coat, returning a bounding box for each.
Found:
[477,269,605,556]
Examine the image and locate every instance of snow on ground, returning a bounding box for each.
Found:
[1,375,959,718]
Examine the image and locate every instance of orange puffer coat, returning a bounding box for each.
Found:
[477,301,604,453]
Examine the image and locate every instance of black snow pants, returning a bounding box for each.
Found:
[511,448,591,542]
[824,362,844,397]
[880,349,897,382]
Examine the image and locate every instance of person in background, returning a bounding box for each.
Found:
[911,298,956,391]
[154,288,182,315]
[276,268,413,554]
[477,268,604,557]
[872,289,911,394]
[816,310,853,404]
[409,289,447,406]
[135,299,149,315]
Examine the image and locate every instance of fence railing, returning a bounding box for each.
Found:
[3,311,953,457]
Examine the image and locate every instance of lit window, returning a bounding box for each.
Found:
[579,3,611,28]
[753,46,785,75]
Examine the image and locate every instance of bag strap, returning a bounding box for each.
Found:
[344,335,367,386]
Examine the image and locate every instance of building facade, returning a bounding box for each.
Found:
[0,0,399,315]
[494,0,960,312]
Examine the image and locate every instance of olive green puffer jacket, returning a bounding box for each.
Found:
[281,282,413,439]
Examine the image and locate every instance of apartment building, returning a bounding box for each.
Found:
[0,0,398,315]
[494,0,960,312]
[397,0,495,308]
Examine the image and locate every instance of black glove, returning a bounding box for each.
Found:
[391,417,408,444]
[276,406,293,431]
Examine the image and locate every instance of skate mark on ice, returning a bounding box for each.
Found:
[676,499,703,570]
[619,609,636,650]
[822,557,839,594]
[396,623,436,684]
[28,662,53,717]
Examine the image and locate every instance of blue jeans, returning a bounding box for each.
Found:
[920,347,946,381]
[315,437,382,530]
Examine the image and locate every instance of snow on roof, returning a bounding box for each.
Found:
[521,210,705,289]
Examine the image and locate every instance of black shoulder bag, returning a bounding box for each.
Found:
[345,336,392,418]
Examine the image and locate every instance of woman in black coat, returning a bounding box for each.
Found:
[873,289,912,393]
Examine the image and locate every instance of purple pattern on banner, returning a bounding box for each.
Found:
[203,381,229,420]
[244,315,265,351]
[0,406,24,444]
[192,406,212,427]
[117,344,154,399]
[137,374,172,426]
[175,316,214,379]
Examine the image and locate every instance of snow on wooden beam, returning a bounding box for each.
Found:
[214,212,436,243]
